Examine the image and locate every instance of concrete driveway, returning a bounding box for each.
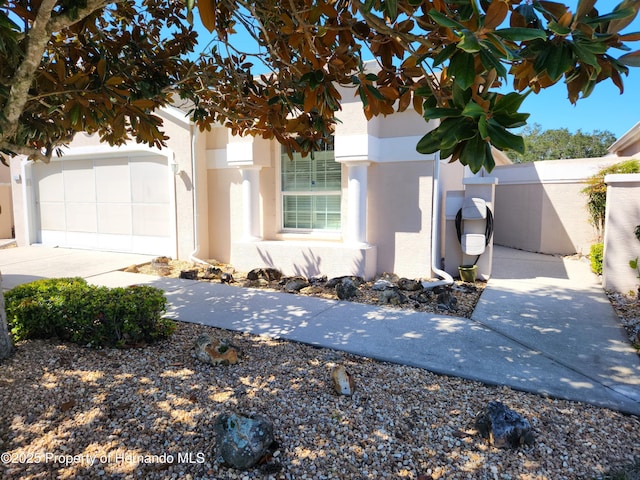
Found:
[0,245,155,290]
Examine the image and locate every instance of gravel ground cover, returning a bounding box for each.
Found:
[1,259,639,479]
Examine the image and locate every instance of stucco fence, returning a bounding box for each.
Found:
[491,158,640,294]
[602,173,640,294]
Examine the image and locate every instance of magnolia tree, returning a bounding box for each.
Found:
[183,0,640,171]
[0,0,639,359]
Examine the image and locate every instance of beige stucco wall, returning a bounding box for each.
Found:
[0,164,13,238]
[368,161,434,278]
[602,174,640,293]
[492,158,625,255]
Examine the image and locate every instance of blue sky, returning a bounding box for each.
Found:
[192,1,640,140]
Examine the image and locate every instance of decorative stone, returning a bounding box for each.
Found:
[309,275,328,286]
[195,334,239,365]
[377,272,399,283]
[436,288,457,311]
[283,277,309,292]
[411,290,433,304]
[475,401,534,448]
[179,269,198,280]
[214,413,275,469]
[397,277,422,291]
[123,265,139,273]
[220,272,234,284]
[372,279,395,291]
[335,278,358,300]
[326,276,364,288]
[379,288,404,305]
[331,365,355,396]
[203,266,223,279]
[247,268,283,282]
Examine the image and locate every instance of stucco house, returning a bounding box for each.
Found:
[8,87,505,282]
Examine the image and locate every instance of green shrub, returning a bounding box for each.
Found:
[5,278,174,348]
[582,159,640,236]
[590,243,604,275]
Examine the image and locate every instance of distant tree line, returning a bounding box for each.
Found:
[507,123,617,163]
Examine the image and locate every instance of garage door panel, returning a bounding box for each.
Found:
[39,202,65,230]
[37,163,64,202]
[98,233,133,252]
[63,160,95,202]
[132,204,169,237]
[95,158,131,203]
[65,203,97,232]
[97,203,132,235]
[131,156,169,204]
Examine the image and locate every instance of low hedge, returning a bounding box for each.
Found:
[590,243,604,275]
[4,277,175,348]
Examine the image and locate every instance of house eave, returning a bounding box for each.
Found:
[608,121,640,155]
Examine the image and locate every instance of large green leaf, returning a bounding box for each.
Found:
[439,117,478,150]
[493,91,530,115]
[479,49,508,78]
[494,27,547,42]
[461,101,485,120]
[433,43,457,67]
[428,9,465,30]
[448,51,476,90]
[423,107,463,120]
[459,134,487,173]
[416,128,443,154]
[486,119,525,153]
[458,30,482,53]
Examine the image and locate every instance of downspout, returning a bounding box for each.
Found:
[423,150,454,289]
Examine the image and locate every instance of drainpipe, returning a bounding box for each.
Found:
[423,151,454,289]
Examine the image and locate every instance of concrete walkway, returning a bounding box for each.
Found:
[1,245,639,415]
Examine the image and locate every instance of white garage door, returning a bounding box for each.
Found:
[33,154,174,256]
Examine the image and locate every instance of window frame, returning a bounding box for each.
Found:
[278,139,343,234]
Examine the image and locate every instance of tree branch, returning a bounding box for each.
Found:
[0,141,51,163]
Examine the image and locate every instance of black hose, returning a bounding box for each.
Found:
[455,206,494,266]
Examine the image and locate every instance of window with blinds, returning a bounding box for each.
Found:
[281,138,341,231]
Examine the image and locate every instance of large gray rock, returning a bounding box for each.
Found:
[379,288,405,305]
[475,401,534,448]
[283,277,309,293]
[214,413,275,469]
[335,278,358,300]
[397,277,422,291]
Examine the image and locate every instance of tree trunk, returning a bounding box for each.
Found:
[0,272,14,360]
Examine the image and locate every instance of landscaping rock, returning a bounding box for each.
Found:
[220,272,234,284]
[283,277,309,292]
[373,279,395,291]
[203,266,223,279]
[214,413,275,469]
[436,288,457,311]
[335,278,358,300]
[179,269,198,280]
[331,365,355,396]
[379,288,405,305]
[194,334,239,366]
[309,275,328,286]
[475,401,535,448]
[247,268,283,282]
[326,275,364,288]
[123,264,139,273]
[398,277,423,291]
